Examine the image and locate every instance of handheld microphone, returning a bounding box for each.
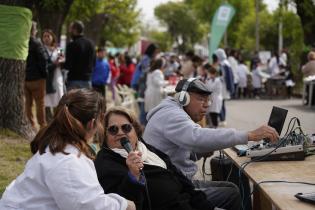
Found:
[120,137,152,210]
[120,137,133,153]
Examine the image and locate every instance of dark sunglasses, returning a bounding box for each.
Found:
[107,123,132,136]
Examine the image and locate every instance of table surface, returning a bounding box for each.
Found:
[224,148,315,210]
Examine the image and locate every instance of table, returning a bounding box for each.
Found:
[265,77,287,99]
[224,148,315,210]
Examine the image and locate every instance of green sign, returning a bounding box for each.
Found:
[209,3,235,62]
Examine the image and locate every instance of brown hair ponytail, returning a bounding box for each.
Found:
[30,89,106,159]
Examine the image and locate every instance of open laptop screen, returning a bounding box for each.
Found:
[268,106,288,135]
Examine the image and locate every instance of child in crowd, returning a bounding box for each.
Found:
[205,63,222,128]
[92,47,110,97]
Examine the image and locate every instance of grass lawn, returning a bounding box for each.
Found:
[0,131,31,197]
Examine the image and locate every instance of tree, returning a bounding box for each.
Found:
[235,7,303,79]
[147,30,172,52]
[155,2,205,53]
[185,0,264,49]
[34,0,74,40]
[294,0,315,47]
[67,0,140,47]
[0,0,35,140]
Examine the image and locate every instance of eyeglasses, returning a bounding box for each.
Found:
[107,124,133,136]
[190,93,211,105]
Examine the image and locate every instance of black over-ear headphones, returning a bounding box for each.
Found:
[175,77,197,106]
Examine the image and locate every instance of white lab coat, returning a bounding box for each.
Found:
[144,69,167,112]
[252,67,270,88]
[236,64,250,88]
[228,56,239,84]
[0,145,127,210]
[206,77,223,113]
[268,56,280,77]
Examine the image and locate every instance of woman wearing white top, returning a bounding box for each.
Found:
[0,89,135,210]
[205,64,222,128]
[41,29,65,120]
[144,58,168,112]
[268,52,280,77]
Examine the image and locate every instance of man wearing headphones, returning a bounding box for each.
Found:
[143,78,279,210]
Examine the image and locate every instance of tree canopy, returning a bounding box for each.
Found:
[154,2,206,53]
[33,0,140,47]
[67,0,140,47]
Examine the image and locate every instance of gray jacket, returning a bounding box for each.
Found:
[143,97,248,180]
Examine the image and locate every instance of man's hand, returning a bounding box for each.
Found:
[248,125,279,142]
[126,200,136,210]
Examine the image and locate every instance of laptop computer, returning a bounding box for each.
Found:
[233,106,288,156]
[267,106,288,136]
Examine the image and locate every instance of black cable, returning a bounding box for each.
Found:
[257,180,315,186]
[202,157,212,177]
[140,170,152,210]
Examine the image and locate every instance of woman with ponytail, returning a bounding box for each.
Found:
[0,89,135,210]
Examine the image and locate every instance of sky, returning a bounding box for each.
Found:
[136,0,280,24]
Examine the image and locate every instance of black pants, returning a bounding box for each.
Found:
[193,180,241,210]
[238,87,247,98]
[209,112,219,128]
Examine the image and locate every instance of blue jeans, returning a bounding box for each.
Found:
[66,80,91,91]
[138,101,147,125]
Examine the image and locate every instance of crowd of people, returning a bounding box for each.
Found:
[22,19,303,131]
[1,18,314,210]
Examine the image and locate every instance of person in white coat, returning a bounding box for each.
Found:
[144,58,168,112]
[268,52,280,77]
[205,64,222,128]
[252,60,270,98]
[236,59,250,98]
[0,89,135,210]
[228,49,239,98]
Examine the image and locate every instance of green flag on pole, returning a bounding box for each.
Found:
[209,3,235,62]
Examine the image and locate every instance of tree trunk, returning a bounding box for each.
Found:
[0,1,35,140]
[0,59,35,139]
[295,0,315,46]
[34,0,74,41]
[84,13,108,46]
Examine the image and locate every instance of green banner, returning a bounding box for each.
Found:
[209,3,235,62]
[0,4,32,60]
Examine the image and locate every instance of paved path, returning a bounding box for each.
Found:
[225,98,315,135]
